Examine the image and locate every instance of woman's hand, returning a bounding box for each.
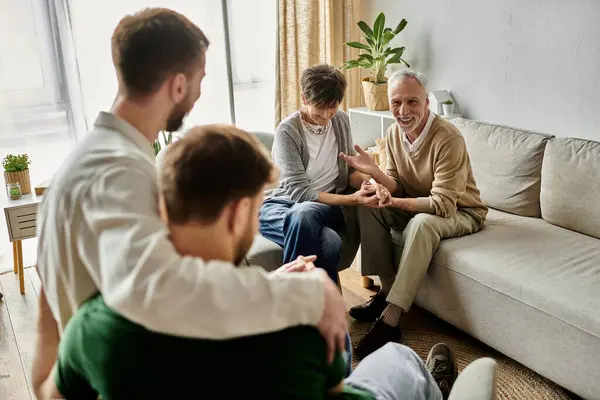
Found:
[351,181,379,207]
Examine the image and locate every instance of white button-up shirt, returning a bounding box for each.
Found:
[37,112,325,338]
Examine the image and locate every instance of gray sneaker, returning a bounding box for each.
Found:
[425,343,458,400]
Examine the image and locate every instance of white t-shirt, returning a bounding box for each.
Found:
[301,121,338,193]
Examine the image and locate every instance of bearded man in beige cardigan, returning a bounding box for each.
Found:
[340,70,488,358]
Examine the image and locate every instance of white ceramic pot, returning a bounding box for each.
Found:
[442,104,455,116]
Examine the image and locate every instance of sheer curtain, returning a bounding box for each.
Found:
[68,0,233,132]
[0,0,79,269]
[276,0,363,124]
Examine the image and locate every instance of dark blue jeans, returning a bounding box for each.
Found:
[259,198,352,376]
[259,198,346,284]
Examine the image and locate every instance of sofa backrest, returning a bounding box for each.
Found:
[250,131,275,153]
[540,137,600,239]
[451,118,552,218]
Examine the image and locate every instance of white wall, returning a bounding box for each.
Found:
[366,0,600,141]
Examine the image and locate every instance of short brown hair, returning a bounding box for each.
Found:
[300,64,347,108]
[160,125,276,225]
[111,8,209,96]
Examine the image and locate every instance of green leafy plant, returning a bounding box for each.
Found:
[153,131,174,157]
[442,100,454,105]
[8,185,21,198]
[341,12,410,83]
[2,154,31,172]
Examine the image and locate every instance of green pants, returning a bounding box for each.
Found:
[358,207,483,311]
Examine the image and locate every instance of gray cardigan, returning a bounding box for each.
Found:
[267,110,356,202]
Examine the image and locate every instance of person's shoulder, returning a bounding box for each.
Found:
[431,115,461,138]
[430,115,465,147]
[276,110,301,135]
[333,109,350,124]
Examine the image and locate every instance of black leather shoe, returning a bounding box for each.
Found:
[349,290,387,322]
[354,318,402,359]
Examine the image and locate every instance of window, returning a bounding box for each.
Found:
[0,0,73,268]
[227,0,277,132]
[0,0,72,187]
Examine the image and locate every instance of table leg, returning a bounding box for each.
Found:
[17,240,25,295]
[362,276,374,289]
[13,241,18,273]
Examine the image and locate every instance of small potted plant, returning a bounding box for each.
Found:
[3,153,32,195]
[341,12,410,111]
[442,99,455,116]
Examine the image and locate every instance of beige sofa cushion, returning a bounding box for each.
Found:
[451,118,551,217]
[540,137,600,239]
[432,208,600,340]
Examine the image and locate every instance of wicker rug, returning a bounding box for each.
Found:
[348,308,575,400]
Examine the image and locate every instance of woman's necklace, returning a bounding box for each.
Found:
[300,109,330,135]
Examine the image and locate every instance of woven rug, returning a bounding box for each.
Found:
[348,309,575,400]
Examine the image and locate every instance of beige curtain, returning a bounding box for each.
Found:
[275,0,363,126]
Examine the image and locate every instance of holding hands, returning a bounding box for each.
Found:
[340,145,392,208]
[353,181,392,208]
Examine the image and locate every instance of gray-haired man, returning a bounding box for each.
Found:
[340,70,488,358]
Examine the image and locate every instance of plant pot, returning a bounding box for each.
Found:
[4,169,31,195]
[442,104,455,116]
[361,78,389,111]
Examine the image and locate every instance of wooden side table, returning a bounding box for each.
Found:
[3,193,42,294]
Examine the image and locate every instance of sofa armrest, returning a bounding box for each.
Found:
[449,358,498,400]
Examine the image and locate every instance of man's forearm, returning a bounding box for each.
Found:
[103,254,326,339]
[37,370,64,400]
[390,197,435,214]
[371,169,401,195]
[32,289,61,399]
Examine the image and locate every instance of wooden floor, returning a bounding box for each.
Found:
[0,267,372,400]
[0,267,42,400]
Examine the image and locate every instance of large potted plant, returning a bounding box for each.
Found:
[3,153,32,195]
[341,12,410,111]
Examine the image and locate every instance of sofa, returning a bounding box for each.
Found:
[246,121,600,399]
[415,118,599,399]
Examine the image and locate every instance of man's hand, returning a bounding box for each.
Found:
[276,255,317,273]
[317,271,348,364]
[352,181,379,207]
[339,145,379,175]
[374,183,392,207]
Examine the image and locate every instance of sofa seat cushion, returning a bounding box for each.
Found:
[245,234,284,272]
[450,118,551,218]
[432,208,600,338]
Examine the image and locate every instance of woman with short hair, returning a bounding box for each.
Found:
[260,64,381,283]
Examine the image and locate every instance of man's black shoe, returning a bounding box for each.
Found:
[348,290,387,322]
[354,318,401,359]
